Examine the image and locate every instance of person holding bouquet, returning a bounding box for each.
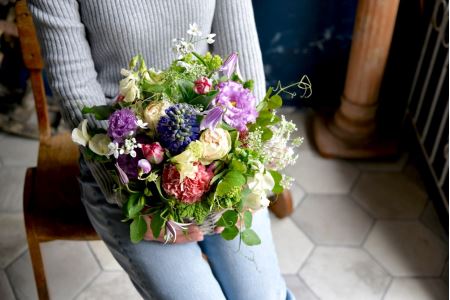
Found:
[29,0,296,299]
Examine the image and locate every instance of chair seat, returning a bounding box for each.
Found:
[24,132,99,242]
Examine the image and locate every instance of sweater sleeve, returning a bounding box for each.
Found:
[212,0,266,101]
[28,0,123,205]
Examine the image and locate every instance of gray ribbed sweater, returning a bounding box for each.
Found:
[29,0,265,204]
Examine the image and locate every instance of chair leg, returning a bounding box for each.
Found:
[26,232,50,300]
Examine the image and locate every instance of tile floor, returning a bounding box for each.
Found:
[0,109,448,300]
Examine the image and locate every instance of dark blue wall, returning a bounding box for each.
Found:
[253,0,357,107]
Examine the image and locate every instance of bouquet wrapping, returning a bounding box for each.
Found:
[72,24,310,246]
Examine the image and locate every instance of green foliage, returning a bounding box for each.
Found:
[216,171,246,197]
[150,213,164,239]
[243,211,252,229]
[243,80,254,91]
[269,170,283,194]
[176,79,196,102]
[176,201,211,224]
[241,229,261,246]
[221,226,239,240]
[130,216,147,244]
[124,193,145,219]
[186,90,218,109]
[82,105,115,120]
[216,210,238,227]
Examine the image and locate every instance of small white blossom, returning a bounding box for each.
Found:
[187,23,202,36]
[108,142,120,159]
[136,119,148,129]
[206,33,216,44]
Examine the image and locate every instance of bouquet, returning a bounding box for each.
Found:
[72,24,310,246]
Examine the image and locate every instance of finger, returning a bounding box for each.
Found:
[214,226,224,234]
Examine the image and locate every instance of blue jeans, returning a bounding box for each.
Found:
[79,158,294,300]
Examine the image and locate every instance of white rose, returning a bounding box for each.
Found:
[88,134,113,157]
[244,170,275,210]
[143,100,171,132]
[199,128,232,164]
[119,69,140,102]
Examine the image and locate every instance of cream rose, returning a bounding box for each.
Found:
[143,100,171,132]
[244,169,275,210]
[119,69,140,102]
[199,128,231,164]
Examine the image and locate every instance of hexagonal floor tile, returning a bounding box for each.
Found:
[88,241,123,271]
[285,151,359,194]
[41,241,101,300]
[0,166,26,212]
[356,153,408,172]
[364,221,448,276]
[283,275,318,300]
[290,182,306,208]
[384,278,448,300]
[420,200,448,242]
[351,172,427,219]
[0,134,39,167]
[76,271,142,300]
[0,213,27,268]
[6,251,38,300]
[270,215,314,275]
[299,247,391,300]
[0,270,15,300]
[292,195,373,245]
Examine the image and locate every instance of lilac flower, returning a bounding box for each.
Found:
[212,81,258,131]
[107,108,138,142]
[219,52,238,78]
[200,106,224,131]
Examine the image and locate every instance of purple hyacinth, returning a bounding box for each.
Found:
[157,104,200,154]
[107,108,137,142]
[212,81,258,131]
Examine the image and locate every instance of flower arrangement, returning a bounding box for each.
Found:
[72,24,311,246]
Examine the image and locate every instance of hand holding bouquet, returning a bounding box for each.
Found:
[72,24,310,246]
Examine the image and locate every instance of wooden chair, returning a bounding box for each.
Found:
[15,1,99,299]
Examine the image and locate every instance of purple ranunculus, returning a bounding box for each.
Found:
[107,108,138,142]
[212,81,258,131]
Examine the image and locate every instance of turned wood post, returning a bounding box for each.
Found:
[313,0,400,158]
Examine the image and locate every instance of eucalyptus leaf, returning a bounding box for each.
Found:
[130,216,147,244]
[221,226,239,240]
[261,127,273,141]
[241,229,261,246]
[268,95,282,109]
[269,170,283,194]
[216,210,238,228]
[243,211,252,229]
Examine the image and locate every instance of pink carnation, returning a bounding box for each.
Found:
[162,163,213,204]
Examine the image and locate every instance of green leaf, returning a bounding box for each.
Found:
[230,159,247,173]
[130,216,147,244]
[221,226,239,240]
[241,229,261,246]
[150,213,164,239]
[261,127,273,141]
[128,195,145,219]
[216,171,246,196]
[216,210,238,227]
[176,79,196,102]
[187,90,218,109]
[140,81,166,93]
[269,170,283,194]
[268,95,282,109]
[124,193,139,218]
[243,211,252,229]
[243,79,254,91]
[81,105,114,120]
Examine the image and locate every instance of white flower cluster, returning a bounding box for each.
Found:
[263,115,303,171]
[172,23,216,58]
[108,137,142,159]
